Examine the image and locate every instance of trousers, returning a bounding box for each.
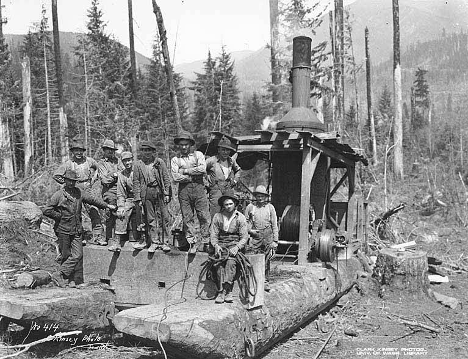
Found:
[178,182,211,243]
[56,232,83,284]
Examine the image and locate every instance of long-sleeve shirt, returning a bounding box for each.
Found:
[133,158,171,202]
[117,169,134,208]
[205,155,241,187]
[171,151,206,183]
[244,202,279,242]
[210,210,249,248]
[43,187,109,235]
[98,157,123,195]
[53,157,98,188]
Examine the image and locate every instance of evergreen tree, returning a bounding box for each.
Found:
[378,84,392,120]
[193,51,217,142]
[413,68,429,130]
[73,0,131,149]
[192,47,240,141]
[214,46,240,135]
[242,92,265,135]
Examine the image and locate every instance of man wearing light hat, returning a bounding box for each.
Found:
[205,136,241,218]
[133,141,172,253]
[244,185,278,291]
[171,130,211,253]
[44,169,116,287]
[97,139,124,246]
[53,140,103,244]
[108,151,137,252]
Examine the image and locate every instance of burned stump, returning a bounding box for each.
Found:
[373,248,429,296]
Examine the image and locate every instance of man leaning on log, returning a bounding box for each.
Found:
[43,169,116,288]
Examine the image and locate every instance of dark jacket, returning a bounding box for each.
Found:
[133,158,171,202]
[43,187,108,235]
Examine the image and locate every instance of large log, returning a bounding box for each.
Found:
[16,270,52,289]
[0,286,116,331]
[0,201,42,228]
[373,248,429,296]
[113,258,361,359]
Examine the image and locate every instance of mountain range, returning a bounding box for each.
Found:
[5,0,468,100]
[175,0,468,97]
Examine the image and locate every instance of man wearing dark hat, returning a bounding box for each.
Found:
[244,185,278,291]
[210,190,249,303]
[44,169,116,287]
[171,130,211,253]
[109,151,137,252]
[97,139,124,246]
[205,136,241,218]
[133,141,172,253]
[53,140,103,244]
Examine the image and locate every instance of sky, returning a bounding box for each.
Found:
[2,0,353,65]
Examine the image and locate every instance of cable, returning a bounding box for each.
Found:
[152,241,193,359]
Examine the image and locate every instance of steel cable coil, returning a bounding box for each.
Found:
[280,205,301,243]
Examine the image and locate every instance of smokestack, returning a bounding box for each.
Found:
[276,36,325,132]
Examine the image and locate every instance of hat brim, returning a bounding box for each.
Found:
[63,176,79,181]
[218,195,239,207]
[174,138,195,145]
[253,191,269,196]
[70,146,86,151]
[102,146,118,150]
[218,144,236,152]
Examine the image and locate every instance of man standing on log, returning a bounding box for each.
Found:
[53,141,104,245]
[205,137,241,218]
[244,185,278,292]
[133,141,172,253]
[210,190,249,303]
[171,131,211,253]
[97,140,124,247]
[44,170,116,287]
[109,151,137,252]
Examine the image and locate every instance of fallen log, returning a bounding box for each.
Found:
[373,203,405,227]
[16,270,52,289]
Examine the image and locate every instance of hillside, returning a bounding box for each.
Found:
[173,0,468,98]
[4,31,151,69]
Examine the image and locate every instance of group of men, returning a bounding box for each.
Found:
[43,130,279,299]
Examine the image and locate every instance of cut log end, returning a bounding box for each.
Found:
[373,248,429,296]
[16,270,52,289]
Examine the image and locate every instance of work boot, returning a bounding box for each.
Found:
[148,243,159,253]
[215,290,225,304]
[224,283,234,303]
[68,281,76,288]
[132,241,147,250]
[160,244,171,253]
[51,271,67,288]
[108,243,121,252]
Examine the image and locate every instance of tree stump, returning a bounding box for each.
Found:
[373,248,429,296]
[16,270,52,289]
[0,201,42,228]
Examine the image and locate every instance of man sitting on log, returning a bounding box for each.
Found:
[53,141,104,245]
[44,170,116,287]
[210,190,249,304]
[244,185,278,292]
